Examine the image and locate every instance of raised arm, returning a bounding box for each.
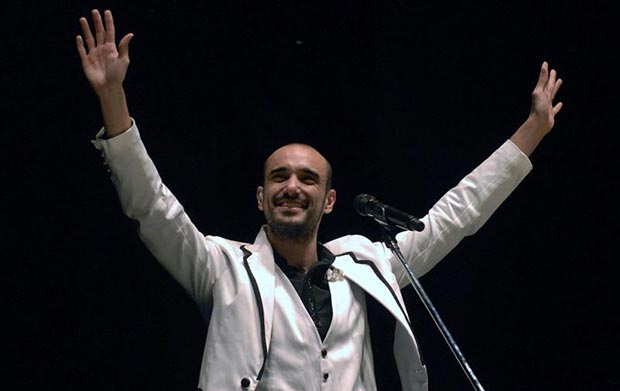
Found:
[77,9,134,137]
[391,62,563,285]
[510,61,563,156]
[81,11,228,301]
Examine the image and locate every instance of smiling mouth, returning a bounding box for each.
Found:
[274,199,308,209]
[276,203,306,209]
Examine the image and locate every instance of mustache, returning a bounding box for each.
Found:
[274,193,309,206]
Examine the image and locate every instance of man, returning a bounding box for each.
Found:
[78,9,563,391]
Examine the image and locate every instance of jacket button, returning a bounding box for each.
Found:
[323,373,329,382]
[240,378,251,389]
[321,349,327,358]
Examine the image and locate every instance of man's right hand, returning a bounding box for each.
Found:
[77,9,133,137]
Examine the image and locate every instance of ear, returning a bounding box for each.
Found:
[256,186,265,211]
[323,189,337,214]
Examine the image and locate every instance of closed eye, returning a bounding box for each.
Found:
[301,176,318,184]
[299,168,320,184]
[269,167,290,182]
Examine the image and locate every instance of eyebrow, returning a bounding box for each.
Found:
[300,167,321,180]
[269,166,321,180]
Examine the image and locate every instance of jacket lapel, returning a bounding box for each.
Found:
[242,228,276,351]
[331,253,415,342]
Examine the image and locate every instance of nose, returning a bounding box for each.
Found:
[282,175,302,196]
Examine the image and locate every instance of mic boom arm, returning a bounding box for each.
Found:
[354,194,486,391]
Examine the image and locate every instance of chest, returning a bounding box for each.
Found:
[257,268,370,390]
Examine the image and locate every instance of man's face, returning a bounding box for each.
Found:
[257,144,336,241]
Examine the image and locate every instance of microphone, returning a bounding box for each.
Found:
[354,194,425,232]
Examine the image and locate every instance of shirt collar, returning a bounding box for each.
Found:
[273,243,335,277]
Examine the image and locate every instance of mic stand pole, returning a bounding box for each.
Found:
[379,224,486,391]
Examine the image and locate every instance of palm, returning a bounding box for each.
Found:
[77,10,133,94]
[82,42,127,87]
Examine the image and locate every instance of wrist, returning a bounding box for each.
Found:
[523,114,547,135]
[97,86,132,138]
[96,83,125,102]
[510,116,547,157]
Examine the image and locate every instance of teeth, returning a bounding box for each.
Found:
[277,202,304,207]
[275,198,307,208]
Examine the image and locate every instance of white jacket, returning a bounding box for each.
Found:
[92,123,532,390]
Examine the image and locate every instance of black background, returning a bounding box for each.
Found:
[5,1,619,390]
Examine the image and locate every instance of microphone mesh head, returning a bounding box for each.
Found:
[353,194,375,216]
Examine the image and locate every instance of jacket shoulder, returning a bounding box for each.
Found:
[204,235,250,257]
[325,235,392,267]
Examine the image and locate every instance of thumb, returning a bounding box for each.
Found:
[118,33,134,60]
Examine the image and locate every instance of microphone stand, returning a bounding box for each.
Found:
[379,224,486,391]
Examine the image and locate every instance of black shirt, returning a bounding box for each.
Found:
[272,244,335,341]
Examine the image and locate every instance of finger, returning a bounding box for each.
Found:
[552,102,564,116]
[118,33,134,60]
[104,10,115,44]
[551,78,563,100]
[535,61,548,90]
[547,69,557,91]
[76,35,88,60]
[92,9,105,46]
[79,17,95,50]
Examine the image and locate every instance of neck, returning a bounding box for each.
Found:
[266,227,318,273]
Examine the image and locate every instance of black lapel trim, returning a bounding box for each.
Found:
[336,251,413,331]
[335,251,425,366]
[241,245,267,381]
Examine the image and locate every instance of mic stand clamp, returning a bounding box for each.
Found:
[379,223,486,391]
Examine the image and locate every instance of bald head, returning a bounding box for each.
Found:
[263,143,333,190]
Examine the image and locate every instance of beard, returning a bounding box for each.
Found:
[264,194,324,243]
[266,217,315,242]
[264,211,321,243]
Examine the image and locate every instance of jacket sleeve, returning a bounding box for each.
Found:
[91,121,227,301]
[391,140,532,287]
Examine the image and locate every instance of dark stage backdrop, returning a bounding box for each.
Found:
[6,1,619,390]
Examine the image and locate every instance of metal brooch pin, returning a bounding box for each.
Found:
[325,266,344,282]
